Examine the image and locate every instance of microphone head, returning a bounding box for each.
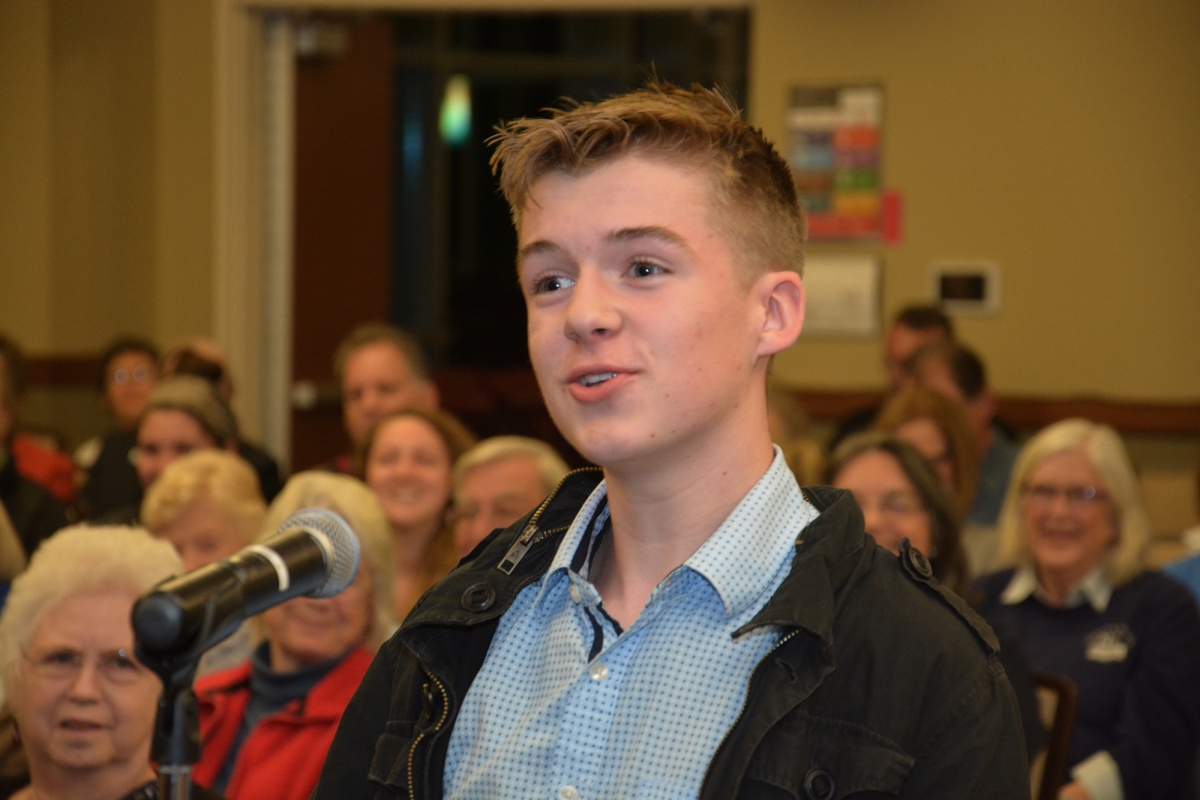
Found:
[277,508,361,598]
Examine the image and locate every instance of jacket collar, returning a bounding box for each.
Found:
[736,485,869,645]
[401,471,865,650]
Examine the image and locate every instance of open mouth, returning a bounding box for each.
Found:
[60,720,103,731]
[578,372,618,387]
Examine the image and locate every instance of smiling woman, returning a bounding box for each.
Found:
[977,419,1200,800]
[359,408,476,619]
[0,525,227,800]
[190,471,396,800]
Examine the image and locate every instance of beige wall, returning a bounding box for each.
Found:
[0,0,214,355]
[1,0,1197,412]
[760,0,1200,400]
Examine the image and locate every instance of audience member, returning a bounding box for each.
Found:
[908,340,1020,529]
[831,304,955,445]
[0,505,26,610]
[827,431,1047,764]
[141,449,267,675]
[94,376,238,525]
[0,351,67,559]
[328,323,438,474]
[451,435,570,556]
[162,339,284,502]
[193,471,394,800]
[0,525,221,800]
[0,335,74,506]
[77,338,161,519]
[976,418,1200,800]
[872,385,979,518]
[360,408,475,618]
[766,385,826,485]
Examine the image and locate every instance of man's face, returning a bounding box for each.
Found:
[341,342,435,448]
[884,325,947,392]
[518,154,777,471]
[105,350,158,430]
[453,455,549,556]
[135,410,218,488]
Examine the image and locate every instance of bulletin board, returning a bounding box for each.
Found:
[787,85,884,242]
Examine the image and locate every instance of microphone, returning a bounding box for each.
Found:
[133,508,361,665]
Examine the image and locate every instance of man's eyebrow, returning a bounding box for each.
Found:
[516,239,559,265]
[607,226,692,252]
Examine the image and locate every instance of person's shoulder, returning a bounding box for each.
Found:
[1120,569,1200,616]
[194,659,253,695]
[973,567,1016,600]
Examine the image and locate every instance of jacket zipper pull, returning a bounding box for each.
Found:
[498,523,539,575]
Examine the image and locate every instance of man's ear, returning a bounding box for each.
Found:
[755,270,805,358]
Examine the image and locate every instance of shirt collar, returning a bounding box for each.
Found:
[1000,565,1113,613]
[536,446,817,619]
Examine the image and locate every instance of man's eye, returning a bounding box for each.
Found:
[631,261,665,278]
[532,275,574,294]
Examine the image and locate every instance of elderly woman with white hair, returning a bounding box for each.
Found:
[191,472,394,800]
[976,418,1200,800]
[0,525,223,800]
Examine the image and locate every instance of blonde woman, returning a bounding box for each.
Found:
[976,418,1200,800]
[142,449,267,675]
[191,471,394,800]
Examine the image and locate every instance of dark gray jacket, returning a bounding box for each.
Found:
[313,471,1030,800]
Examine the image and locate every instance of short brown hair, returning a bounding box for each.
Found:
[333,323,429,386]
[489,81,806,280]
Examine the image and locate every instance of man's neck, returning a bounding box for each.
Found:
[589,426,776,629]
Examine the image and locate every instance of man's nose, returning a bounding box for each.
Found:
[564,270,620,342]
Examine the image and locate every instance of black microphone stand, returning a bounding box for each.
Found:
[135,577,244,800]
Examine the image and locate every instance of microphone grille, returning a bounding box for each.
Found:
[277,508,362,598]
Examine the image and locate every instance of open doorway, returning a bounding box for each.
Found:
[290,10,749,469]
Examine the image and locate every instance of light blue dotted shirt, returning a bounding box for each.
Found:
[443,447,818,800]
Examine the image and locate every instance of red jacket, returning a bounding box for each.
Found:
[11,433,75,504]
[194,647,372,800]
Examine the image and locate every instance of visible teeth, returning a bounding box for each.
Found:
[580,372,617,387]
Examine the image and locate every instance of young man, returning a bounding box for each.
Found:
[314,84,1027,800]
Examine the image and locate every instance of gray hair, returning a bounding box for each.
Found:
[260,472,396,649]
[453,436,570,502]
[0,525,182,696]
[996,418,1151,587]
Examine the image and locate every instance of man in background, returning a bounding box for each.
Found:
[832,305,955,445]
[0,334,75,506]
[451,435,570,555]
[908,340,1016,526]
[326,323,439,473]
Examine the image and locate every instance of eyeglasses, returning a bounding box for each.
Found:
[1023,483,1107,511]
[110,367,154,387]
[22,648,147,685]
[853,490,926,518]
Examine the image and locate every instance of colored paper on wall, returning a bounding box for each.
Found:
[787,85,884,242]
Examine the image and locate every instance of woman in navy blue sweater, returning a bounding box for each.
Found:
[977,418,1200,800]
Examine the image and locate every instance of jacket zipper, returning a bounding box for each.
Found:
[703,627,800,796]
[407,667,449,800]
[704,489,817,795]
[498,467,600,574]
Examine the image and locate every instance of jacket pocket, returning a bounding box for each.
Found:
[743,711,913,799]
[368,722,416,793]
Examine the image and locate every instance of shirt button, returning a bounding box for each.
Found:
[568,585,582,604]
[588,662,608,682]
[560,786,579,800]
